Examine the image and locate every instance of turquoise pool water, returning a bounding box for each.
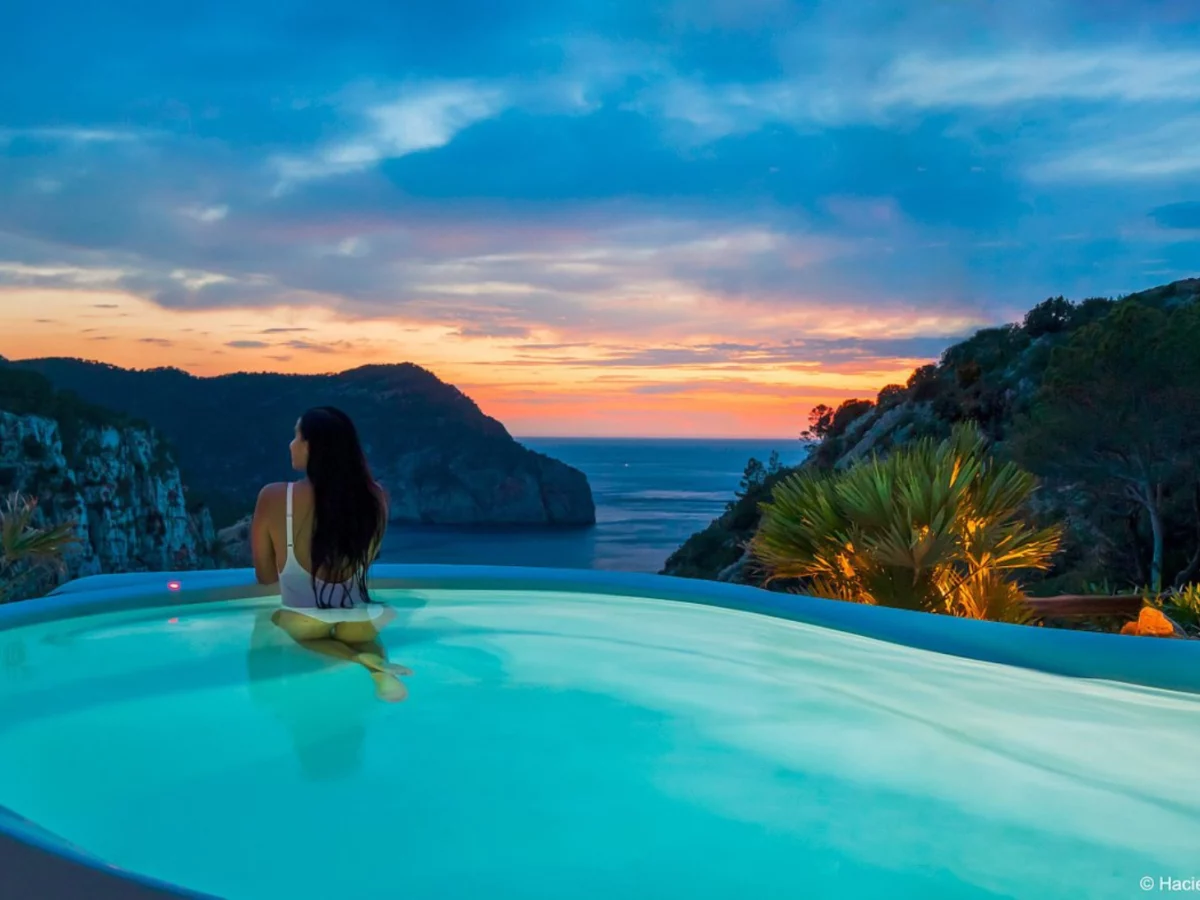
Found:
[0,587,1198,899]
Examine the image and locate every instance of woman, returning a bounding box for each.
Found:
[251,406,409,702]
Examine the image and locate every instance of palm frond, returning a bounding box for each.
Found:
[0,492,81,602]
[750,422,1062,623]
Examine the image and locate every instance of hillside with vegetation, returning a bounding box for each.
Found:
[663,278,1200,614]
[6,359,595,530]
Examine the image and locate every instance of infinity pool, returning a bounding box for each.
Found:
[1,582,1198,899]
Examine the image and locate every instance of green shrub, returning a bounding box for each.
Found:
[751,423,1061,623]
[0,492,81,603]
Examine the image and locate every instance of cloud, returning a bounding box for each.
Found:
[330,236,368,257]
[226,340,269,348]
[1027,117,1200,181]
[271,81,509,190]
[0,262,128,286]
[259,327,311,334]
[873,48,1200,110]
[92,303,119,308]
[138,337,174,346]
[629,379,834,396]
[180,204,229,223]
[637,46,1200,168]
[1151,201,1200,229]
[0,127,143,144]
[454,323,533,339]
[168,269,235,291]
[3,0,1199,382]
[498,335,968,370]
[285,339,336,353]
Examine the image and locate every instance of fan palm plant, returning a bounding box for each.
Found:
[0,492,80,603]
[749,424,1061,623]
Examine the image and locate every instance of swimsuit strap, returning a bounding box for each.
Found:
[285,482,294,553]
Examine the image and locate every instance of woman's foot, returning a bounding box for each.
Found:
[354,651,412,677]
[370,671,408,703]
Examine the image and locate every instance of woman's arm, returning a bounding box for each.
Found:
[251,484,280,585]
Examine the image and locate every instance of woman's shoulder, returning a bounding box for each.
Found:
[255,481,291,505]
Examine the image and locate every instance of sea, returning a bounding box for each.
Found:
[377,438,810,573]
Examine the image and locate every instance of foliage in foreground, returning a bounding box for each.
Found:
[749,424,1062,623]
[0,492,79,603]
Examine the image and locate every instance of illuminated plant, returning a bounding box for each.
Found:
[750,424,1061,623]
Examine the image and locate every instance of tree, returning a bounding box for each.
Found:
[803,404,835,441]
[803,399,874,442]
[766,450,782,476]
[906,364,941,401]
[736,451,786,500]
[1023,296,1075,337]
[876,383,907,410]
[750,424,1061,622]
[0,492,80,603]
[1070,297,1113,329]
[1012,300,1200,592]
[737,457,767,498]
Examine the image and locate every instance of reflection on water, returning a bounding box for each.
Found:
[246,610,376,782]
[1,639,29,682]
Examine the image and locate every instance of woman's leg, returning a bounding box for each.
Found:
[333,618,412,676]
[272,609,380,668]
[272,609,408,701]
[334,616,411,702]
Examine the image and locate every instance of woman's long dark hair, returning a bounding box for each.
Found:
[298,406,387,608]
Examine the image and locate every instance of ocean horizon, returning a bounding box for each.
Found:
[377,437,810,573]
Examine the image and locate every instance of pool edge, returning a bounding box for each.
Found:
[0,804,218,899]
[8,564,1198,696]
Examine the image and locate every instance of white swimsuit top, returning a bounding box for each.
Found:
[279,482,369,611]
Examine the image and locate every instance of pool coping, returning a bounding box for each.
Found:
[2,563,1200,898]
[17,563,1200,696]
[0,804,217,899]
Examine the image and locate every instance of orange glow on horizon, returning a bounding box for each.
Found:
[0,286,952,438]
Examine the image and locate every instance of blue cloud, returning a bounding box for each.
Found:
[1151,202,1200,230]
[2,0,1199,343]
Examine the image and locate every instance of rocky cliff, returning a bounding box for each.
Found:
[10,360,596,529]
[0,406,219,599]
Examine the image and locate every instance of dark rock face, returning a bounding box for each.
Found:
[216,516,253,568]
[0,409,219,596]
[11,359,596,528]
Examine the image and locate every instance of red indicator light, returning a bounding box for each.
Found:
[167,581,181,591]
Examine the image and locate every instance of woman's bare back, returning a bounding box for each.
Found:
[265,480,386,580]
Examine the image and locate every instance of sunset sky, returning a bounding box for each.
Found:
[2,1,1198,437]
